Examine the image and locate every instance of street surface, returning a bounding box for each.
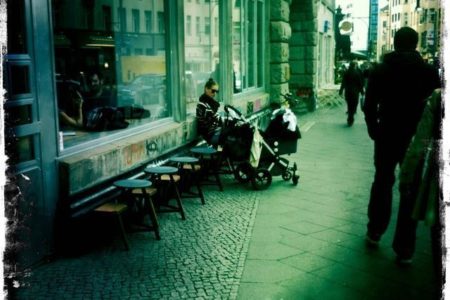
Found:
[12,102,441,300]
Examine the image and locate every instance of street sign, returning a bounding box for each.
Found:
[339,20,353,35]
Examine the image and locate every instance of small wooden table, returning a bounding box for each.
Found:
[190,146,223,191]
[144,166,186,220]
[114,179,160,240]
[169,156,205,205]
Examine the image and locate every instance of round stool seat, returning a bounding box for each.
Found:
[182,164,201,171]
[114,179,152,189]
[131,187,158,196]
[145,166,178,175]
[161,174,181,182]
[95,202,128,213]
[190,146,217,155]
[169,156,199,164]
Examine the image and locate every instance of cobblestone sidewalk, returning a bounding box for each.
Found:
[13,177,261,300]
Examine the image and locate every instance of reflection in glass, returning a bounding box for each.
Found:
[10,135,35,164]
[7,0,27,54]
[232,0,265,94]
[10,65,31,96]
[184,0,220,115]
[257,1,264,88]
[52,0,169,146]
[6,105,32,126]
[232,2,243,93]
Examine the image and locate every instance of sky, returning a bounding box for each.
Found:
[335,0,388,51]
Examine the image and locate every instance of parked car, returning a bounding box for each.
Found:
[118,74,166,105]
[185,71,211,101]
[118,74,167,119]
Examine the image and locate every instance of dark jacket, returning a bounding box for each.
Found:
[339,66,364,99]
[363,50,440,143]
[196,94,222,141]
[400,90,442,225]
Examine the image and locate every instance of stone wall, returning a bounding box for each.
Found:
[289,0,317,94]
[270,0,292,104]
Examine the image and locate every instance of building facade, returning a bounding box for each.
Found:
[289,0,335,101]
[368,0,379,60]
[376,0,442,62]
[376,4,390,61]
[4,0,335,270]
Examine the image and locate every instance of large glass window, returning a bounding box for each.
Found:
[184,0,220,115]
[232,0,265,94]
[52,0,169,148]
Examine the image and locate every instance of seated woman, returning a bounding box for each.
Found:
[57,81,84,129]
[196,78,223,146]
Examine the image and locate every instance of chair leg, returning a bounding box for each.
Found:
[115,214,129,251]
[196,177,205,205]
[143,190,161,240]
[173,185,186,220]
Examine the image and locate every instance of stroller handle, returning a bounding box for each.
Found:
[224,104,247,123]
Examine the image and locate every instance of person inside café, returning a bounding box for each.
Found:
[82,69,117,111]
[57,80,85,129]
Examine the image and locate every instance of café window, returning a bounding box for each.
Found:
[184,0,220,115]
[233,0,265,94]
[52,0,170,148]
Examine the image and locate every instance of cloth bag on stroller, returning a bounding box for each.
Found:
[221,122,254,162]
[262,107,301,156]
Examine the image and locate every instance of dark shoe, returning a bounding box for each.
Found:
[365,232,380,248]
[396,256,413,266]
[347,116,354,126]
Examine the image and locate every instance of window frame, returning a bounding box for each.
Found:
[232,0,266,96]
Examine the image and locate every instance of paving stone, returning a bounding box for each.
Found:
[11,102,441,300]
[14,180,258,299]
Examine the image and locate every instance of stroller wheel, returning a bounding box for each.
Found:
[282,171,292,181]
[233,162,253,183]
[251,168,272,190]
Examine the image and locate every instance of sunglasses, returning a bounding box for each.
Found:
[211,89,219,94]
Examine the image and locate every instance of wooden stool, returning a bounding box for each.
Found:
[169,156,205,205]
[145,166,186,220]
[114,179,161,240]
[190,146,224,191]
[94,202,129,250]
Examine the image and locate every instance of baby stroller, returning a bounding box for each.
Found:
[221,105,300,190]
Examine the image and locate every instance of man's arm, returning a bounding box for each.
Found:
[339,74,345,96]
[363,68,380,140]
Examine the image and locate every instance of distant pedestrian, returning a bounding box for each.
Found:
[339,61,364,126]
[362,27,440,263]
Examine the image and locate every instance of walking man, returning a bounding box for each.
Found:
[339,60,364,126]
[362,27,440,263]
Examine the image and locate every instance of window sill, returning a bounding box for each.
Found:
[58,116,197,195]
